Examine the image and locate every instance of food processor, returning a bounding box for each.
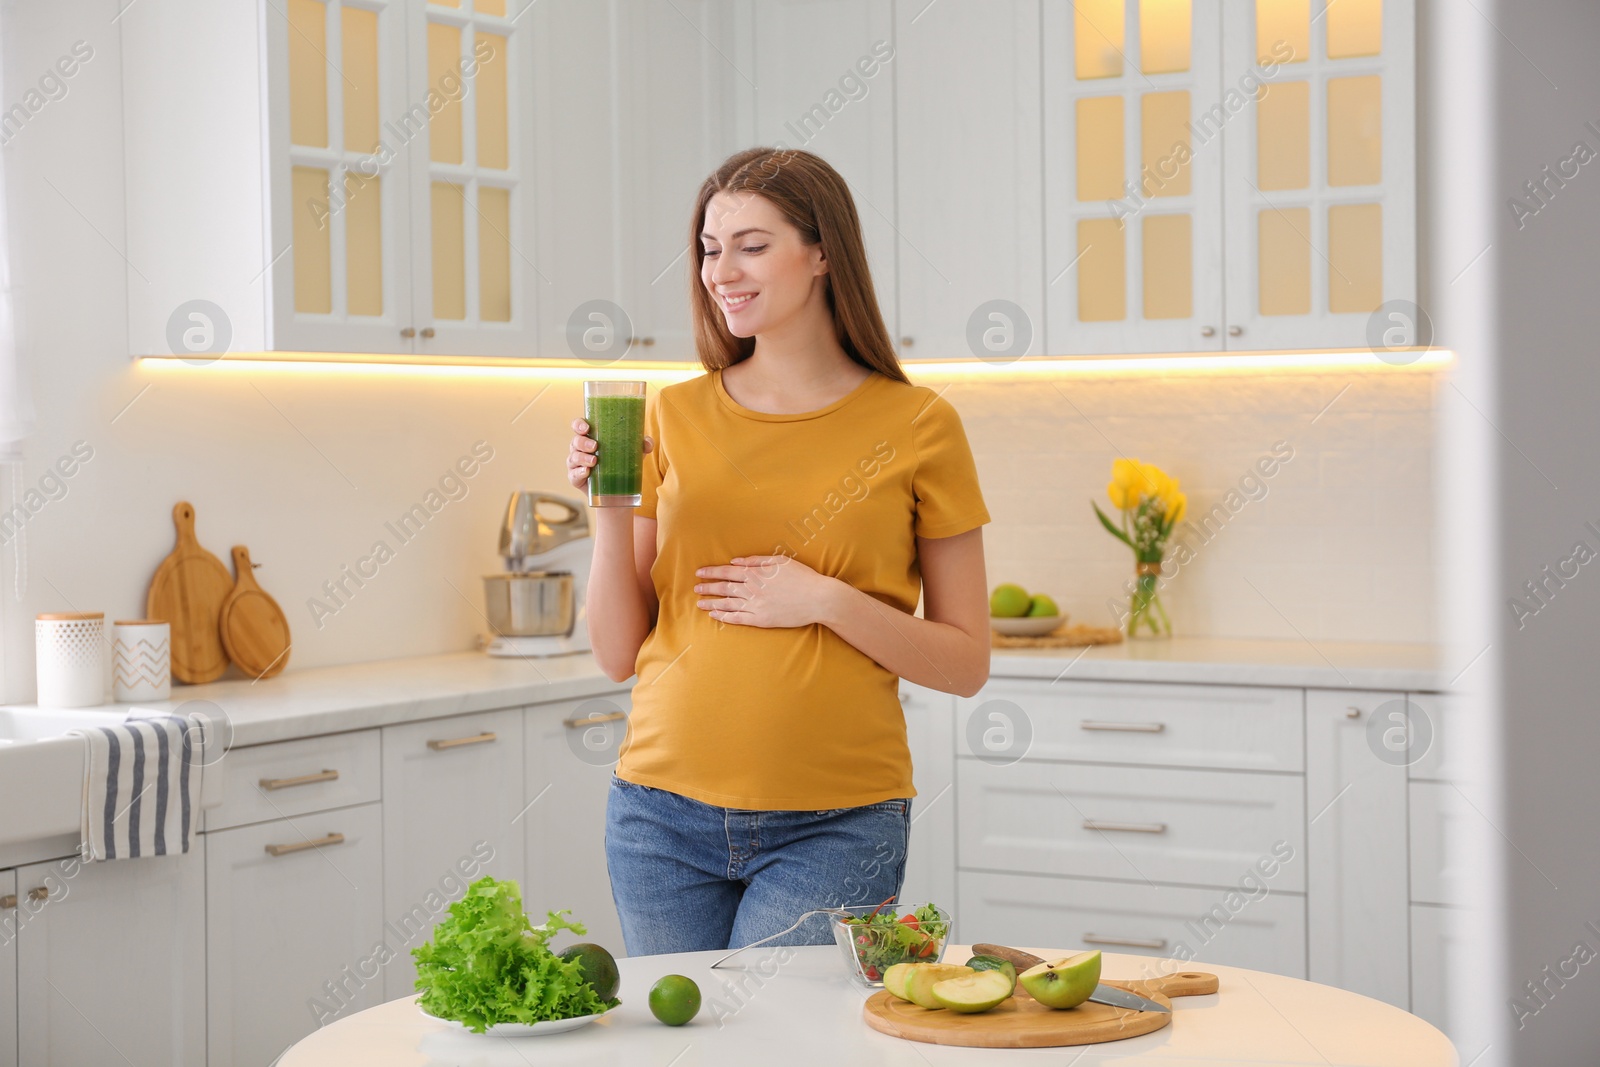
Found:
[480,491,593,658]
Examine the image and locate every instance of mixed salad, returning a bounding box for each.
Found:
[413,875,619,1033]
[837,898,950,981]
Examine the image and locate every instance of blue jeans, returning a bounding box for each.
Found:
[604,775,912,956]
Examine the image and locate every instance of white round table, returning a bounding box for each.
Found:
[278,944,1458,1065]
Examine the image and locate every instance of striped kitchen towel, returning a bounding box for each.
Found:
[69,709,213,861]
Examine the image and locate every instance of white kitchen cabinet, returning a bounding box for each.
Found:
[380,708,526,1000]
[956,679,1304,772]
[898,683,955,912]
[522,696,630,953]
[124,0,540,358]
[1411,903,1492,1066]
[206,802,384,1067]
[1408,779,1473,908]
[1304,690,1410,1009]
[960,869,1307,979]
[0,870,15,1067]
[1044,0,1227,355]
[892,0,1043,361]
[742,0,899,347]
[533,0,743,364]
[959,757,1305,891]
[15,851,205,1067]
[1221,0,1416,350]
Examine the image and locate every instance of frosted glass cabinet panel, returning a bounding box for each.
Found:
[1046,0,1226,355]
[1223,0,1415,349]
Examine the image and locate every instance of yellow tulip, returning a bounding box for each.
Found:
[1108,457,1147,511]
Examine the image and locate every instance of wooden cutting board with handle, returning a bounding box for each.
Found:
[146,502,233,684]
[219,546,292,680]
[862,944,1219,1049]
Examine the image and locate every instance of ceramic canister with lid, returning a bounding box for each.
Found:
[35,611,106,708]
[112,619,172,701]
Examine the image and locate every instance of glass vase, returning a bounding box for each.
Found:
[1128,561,1171,639]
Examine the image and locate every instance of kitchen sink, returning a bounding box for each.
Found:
[0,706,129,861]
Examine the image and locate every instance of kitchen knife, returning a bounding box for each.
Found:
[968,943,1172,1014]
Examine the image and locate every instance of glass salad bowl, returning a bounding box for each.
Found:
[830,901,951,988]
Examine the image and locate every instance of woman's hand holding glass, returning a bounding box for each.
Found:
[567,417,653,493]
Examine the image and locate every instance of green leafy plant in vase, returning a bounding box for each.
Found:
[1092,458,1186,638]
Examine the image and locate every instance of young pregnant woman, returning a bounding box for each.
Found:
[566,147,992,956]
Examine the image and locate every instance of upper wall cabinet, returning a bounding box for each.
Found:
[125,0,541,358]
[532,0,744,365]
[894,0,1044,361]
[1045,0,1414,355]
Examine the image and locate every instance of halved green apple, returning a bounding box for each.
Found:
[931,969,1014,1013]
[882,962,918,1002]
[904,963,975,1009]
[1017,951,1102,1009]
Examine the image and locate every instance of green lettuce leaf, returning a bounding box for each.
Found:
[413,875,618,1032]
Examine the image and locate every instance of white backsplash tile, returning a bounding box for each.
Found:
[942,371,1438,644]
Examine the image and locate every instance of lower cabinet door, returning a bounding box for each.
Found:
[1411,903,1492,1065]
[0,869,16,1067]
[523,695,629,953]
[16,850,205,1067]
[380,708,525,1000]
[958,870,1308,979]
[206,803,384,1067]
[899,683,956,912]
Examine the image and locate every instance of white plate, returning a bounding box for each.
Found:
[990,614,1066,636]
[421,1004,616,1037]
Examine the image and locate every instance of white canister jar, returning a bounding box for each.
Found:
[112,619,172,702]
[35,612,106,708]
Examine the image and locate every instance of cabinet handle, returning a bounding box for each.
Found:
[638,336,655,347]
[420,327,436,339]
[1346,706,1362,719]
[400,327,416,338]
[428,731,497,751]
[1083,933,1167,950]
[1080,720,1165,733]
[259,769,339,791]
[1228,325,1243,337]
[265,832,346,857]
[0,895,14,909]
[1082,819,1167,834]
[1200,325,1216,337]
[899,336,914,347]
[563,710,626,728]
[27,886,49,903]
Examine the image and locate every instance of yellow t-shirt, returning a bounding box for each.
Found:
[614,367,990,810]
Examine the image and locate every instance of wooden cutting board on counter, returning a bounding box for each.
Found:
[863,970,1219,1049]
[219,545,292,680]
[146,502,233,684]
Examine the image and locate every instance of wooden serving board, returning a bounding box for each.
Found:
[219,546,292,680]
[862,971,1219,1049]
[147,502,233,684]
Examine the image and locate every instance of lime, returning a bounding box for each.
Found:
[989,583,1031,618]
[648,974,701,1026]
[1026,594,1059,618]
[560,942,620,1001]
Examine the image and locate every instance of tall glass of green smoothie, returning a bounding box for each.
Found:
[583,380,647,507]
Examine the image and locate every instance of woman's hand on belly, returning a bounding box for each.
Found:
[693,555,843,629]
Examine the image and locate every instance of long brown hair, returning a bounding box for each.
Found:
[688,147,909,385]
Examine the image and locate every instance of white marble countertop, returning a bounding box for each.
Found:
[991,635,1442,692]
[5,636,1440,751]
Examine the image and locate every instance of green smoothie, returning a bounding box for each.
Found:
[584,393,645,505]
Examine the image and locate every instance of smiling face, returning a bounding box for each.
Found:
[699,191,827,339]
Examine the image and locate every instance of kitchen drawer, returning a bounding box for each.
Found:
[958,758,1305,892]
[1406,691,1467,782]
[206,729,381,832]
[958,679,1303,772]
[1409,780,1474,906]
[958,870,1307,979]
